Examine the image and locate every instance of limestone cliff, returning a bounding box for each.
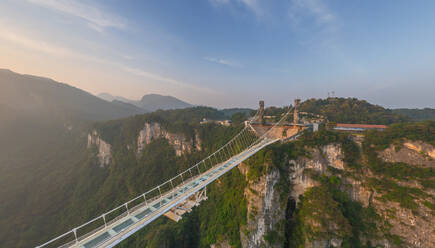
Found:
[239,164,284,248]
[379,140,435,167]
[289,144,344,201]
[239,140,434,248]
[87,130,111,167]
[375,140,435,247]
[137,122,201,156]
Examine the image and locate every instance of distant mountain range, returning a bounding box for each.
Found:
[0,69,144,123]
[97,92,193,112]
[0,69,195,247]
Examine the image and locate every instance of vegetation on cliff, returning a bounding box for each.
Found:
[3,98,433,247]
[299,98,408,124]
[363,121,435,212]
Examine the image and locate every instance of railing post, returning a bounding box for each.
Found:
[170,179,174,189]
[213,153,218,166]
[216,151,222,164]
[158,186,162,207]
[143,193,148,206]
[125,203,130,215]
[170,179,176,199]
[73,228,78,244]
[103,214,107,227]
[196,164,201,174]
[207,157,212,169]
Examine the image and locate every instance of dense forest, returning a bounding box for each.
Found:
[117,121,434,248]
[1,106,250,247]
[2,97,433,247]
[392,108,435,121]
[299,98,408,124]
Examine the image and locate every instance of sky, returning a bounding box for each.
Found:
[0,0,434,109]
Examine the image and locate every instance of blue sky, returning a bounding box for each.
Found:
[0,0,434,108]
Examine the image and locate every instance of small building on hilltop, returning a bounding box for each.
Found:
[200,118,231,126]
[333,123,387,132]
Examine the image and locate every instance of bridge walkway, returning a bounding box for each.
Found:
[73,138,278,248]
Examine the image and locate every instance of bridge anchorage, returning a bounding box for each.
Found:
[37,100,303,248]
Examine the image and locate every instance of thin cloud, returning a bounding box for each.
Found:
[120,66,217,94]
[289,0,337,30]
[239,0,263,17]
[204,57,242,67]
[0,22,216,95]
[209,0,263,18]
[0,25,75,57]
[210,0,230,5]
[27,0,126,32]
[288,0,340,49]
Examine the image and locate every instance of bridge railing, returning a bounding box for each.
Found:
[37,111,262,248]
[37,107,293,248]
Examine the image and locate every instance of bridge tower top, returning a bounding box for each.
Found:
[293,99,300,124]
[258,100,264,123]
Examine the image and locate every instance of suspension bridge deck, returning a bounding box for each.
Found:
[56,138,278,248]
[37,104,299,248]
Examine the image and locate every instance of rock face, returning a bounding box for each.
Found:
[87,130,111,167]
[375,141,435,248]
[379,141,435,168]
[379,140,435,167]
[289,144,344,202]
[236,144,351,248]
[239,164,284,248]
[371,197,434,248]
[247,141,434,248]
[137,122,201,156]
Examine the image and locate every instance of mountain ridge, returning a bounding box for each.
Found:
[98,92,193,112]
[0,69,143,122]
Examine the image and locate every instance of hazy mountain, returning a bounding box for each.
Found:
[0,69,148,247]
[98,92,193,112]
[138,94,192,111]
[97,92,135,104]
[111,100,149,113]
[0,69,143,122]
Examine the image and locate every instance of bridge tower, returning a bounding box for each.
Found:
[258,100,265,124]
[293,99,300,124]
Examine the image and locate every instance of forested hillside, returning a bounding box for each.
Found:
[116,121,434,248]
[2,95,433,248]
[299,98,408,124]
[0,70,231,247]
[0,69,149,248]
[392,108,435,121]
[0,106,250,247]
